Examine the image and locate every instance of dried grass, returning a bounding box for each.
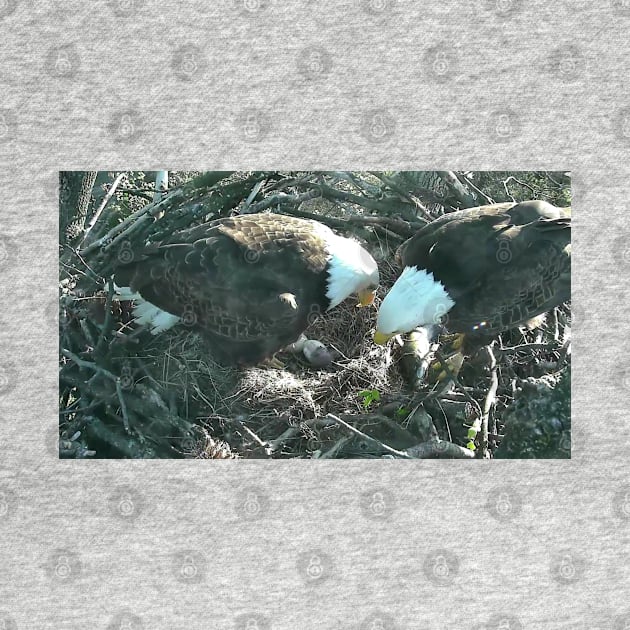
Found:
[138,256,406,458]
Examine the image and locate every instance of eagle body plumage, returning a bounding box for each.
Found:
[376,200,571,340]
[114,213,378,365]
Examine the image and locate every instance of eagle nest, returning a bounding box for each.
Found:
[140,259,407,459]
[59,172,571,459]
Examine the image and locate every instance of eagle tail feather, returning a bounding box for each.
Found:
[110,283,181,334]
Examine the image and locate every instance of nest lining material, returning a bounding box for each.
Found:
[135,261,405,457]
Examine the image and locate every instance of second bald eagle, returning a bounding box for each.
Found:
[374,200,571,343]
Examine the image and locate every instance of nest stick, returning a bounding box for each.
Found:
[325,413,411,459]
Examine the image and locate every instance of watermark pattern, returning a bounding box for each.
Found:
[119,362,135,391]
[483,0,523,17]
[423,44,459,82]
[108,109,144,144]
[171,44,207,81]
[361,0,389,14]
[360,488,396,521]
[117,240,135,264]
[558,429,571,457]
[547,46,586,82]
[45,549,83,582]
[568,170,588,203]
[234,613,271,630]
[612,486,630,521]
[107,611,144,629]
[0,0,17,19]
[0,234,18,272]
[611,0,630,15]
[485,486,523,521]
[612,106,630,142]
[44,44,81,79]
[297,46,333,81]
[234,0,269,15]
[108,0,147,17]
[108,485,144,521]
[172,550,207,584]
[611,234,630,272]
[0,487,17,521]
[360,611,399,630]
[486,614,524,629]
[0,360,17,398]
[549,550,585,584]
[237,108,271,143]
[0,108,16,142]
[235,486,269,520]
[359,108,396,144]
[613,611,630,630]
[243,247,261,264]
[422,549,460,586]
[307,303,322,326]
[296,550,333,584]
[495,238,513,264]
[181,304,198,327]
[488,108,522,141]
[0,612,17,630]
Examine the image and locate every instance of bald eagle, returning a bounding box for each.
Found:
[374,200,571,345]
[113,213,379,365]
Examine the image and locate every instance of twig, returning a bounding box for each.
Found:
[267,425,301,454]
[495,342,561,354]
[61,348,118,381]
[62,348,131,432]
[405,440,476,459]
[368,171,433,220]
[331,171,381,196]
[319,436,354,458]
[229,416,269,454]
[115,379,130,433]
[436,171,477,208]
[80,172,125,245]
[242,189,321,214]
[324,413,411,458]
[480,345,498,458]
[556,338,571,369]
[280,202,419,237]
[431,350,483,418]
[242,179,266,209]
[455,173,494,205]
[80,189,183,256]
[502,175,536,201]
[94,278,115,357]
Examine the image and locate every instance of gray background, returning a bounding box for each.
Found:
[0,0,627,628]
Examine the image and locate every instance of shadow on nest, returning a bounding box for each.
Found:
[139,259,405,458]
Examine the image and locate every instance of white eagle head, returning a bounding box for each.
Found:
[374,266,455,344]
[322,230,379,310]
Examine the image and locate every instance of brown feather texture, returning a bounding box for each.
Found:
[380,200,570,338]
[114,213,377,365]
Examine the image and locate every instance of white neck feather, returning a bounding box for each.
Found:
[377,266,455,334]
[319,227,378,310]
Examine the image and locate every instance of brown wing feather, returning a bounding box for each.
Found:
[449,219,570,333]
[395,202,571,334]
[114,213,332,363]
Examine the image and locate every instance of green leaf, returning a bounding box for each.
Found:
[358,389,380,409]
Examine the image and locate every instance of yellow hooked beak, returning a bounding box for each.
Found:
[357,288,377,307]
[373,330,394,345]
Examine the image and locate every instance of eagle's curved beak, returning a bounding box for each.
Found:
[357,288,376,307]
[373,330,394,345]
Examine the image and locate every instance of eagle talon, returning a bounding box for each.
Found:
[261,356,285,370]
[430,351,465,383]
